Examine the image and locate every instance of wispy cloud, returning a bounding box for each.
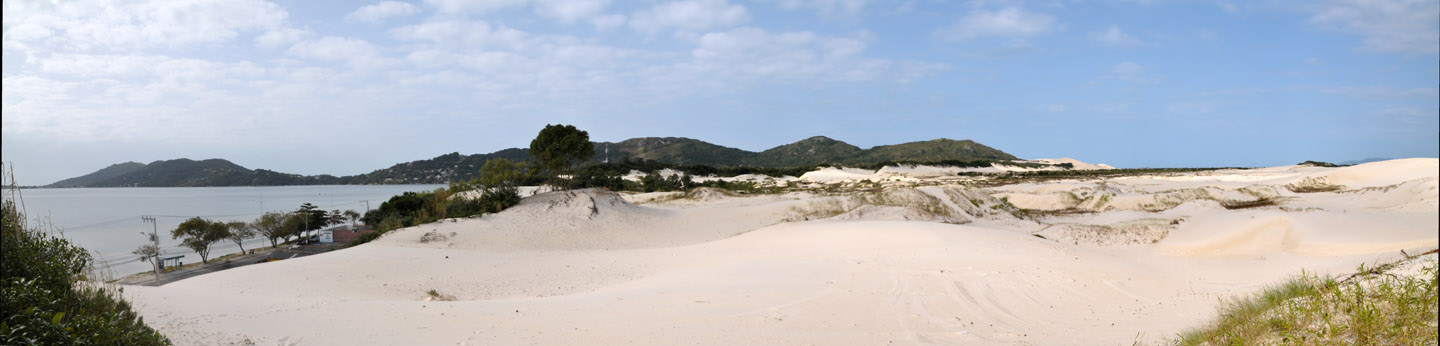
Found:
[935,7,1056,41]
[1091,26,1141,47]
[345,1,420,23]
[629,0,750,34]
[1308,0,1440,54]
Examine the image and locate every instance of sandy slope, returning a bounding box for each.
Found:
[126,159,1439,345]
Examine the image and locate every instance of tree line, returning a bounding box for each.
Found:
[135,204,361,266]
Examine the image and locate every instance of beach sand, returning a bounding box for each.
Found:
[124,159,1439,345]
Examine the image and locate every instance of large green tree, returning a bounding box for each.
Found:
[296,203,325,237]
[253,212,289,248]
[225,221,255,254]
[171,217,230,264]
[528,124,594,178]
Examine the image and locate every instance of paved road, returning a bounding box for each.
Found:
[117,243,346,286]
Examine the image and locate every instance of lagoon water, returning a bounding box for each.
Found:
[14,184,443,277]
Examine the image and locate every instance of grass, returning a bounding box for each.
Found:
[1220,197,1281,210]
[1176,251,1439,346]
[1285,177,1345,193]
[425,289,455,301]
[785,198,850,221]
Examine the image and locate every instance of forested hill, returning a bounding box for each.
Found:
[44,159,345,188]
[45,136,1021,187]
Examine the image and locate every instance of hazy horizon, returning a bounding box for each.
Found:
[5,0,1438,185]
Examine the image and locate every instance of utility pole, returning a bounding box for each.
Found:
[141,216,159,285]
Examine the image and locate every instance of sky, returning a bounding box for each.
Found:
[3,0,1437,185]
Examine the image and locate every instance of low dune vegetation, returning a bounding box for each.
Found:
[1177,251,1438,346]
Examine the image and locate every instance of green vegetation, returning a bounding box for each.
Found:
[170,217,230,264]
[2,171,170,344]
[1177,252,1439,346]
[1297,160,1340,168]
[1220,197,1282,210]
[225,221,255,255]
[44,136,1024,187]
[1285,177,1345,193]
[530,124,595,179]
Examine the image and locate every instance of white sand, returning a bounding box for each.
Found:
[126,159,1439,345]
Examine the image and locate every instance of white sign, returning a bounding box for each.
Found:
[319,230,334,243]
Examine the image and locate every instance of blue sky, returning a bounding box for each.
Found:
[3,0,1437,184]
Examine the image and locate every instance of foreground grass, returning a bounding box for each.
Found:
[1177,252,1439,346]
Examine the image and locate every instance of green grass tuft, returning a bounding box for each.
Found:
[1176,254,1439,346]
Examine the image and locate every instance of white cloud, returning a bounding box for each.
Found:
[1091,25,1141,47]
[1105,61,1162,85]
[629,0,750,33]
[1309,0,1440,54]
[680,27,943,83]
[591,14,628,30]
[774,0,873,18]
[391,20,533,50]
[2,0,289,51]
[255,27,309,48]
[345,1,420,23]
[424,0,528,14]
[288,36,379,61]
[533,0,610,24]
[936,7,1055,41]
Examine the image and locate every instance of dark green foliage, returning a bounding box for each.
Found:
[1298,160,1340,167]
[170,217,231,264]
[353,185,522,247]
[592,137,753,166]
[570,169,628,191]
[296,203,327,233]
[1221,197,1281,210]
[529,124,595,177]
[3,196,170,344]
[361,192,427,226]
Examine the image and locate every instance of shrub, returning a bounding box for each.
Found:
[2,187,170,344]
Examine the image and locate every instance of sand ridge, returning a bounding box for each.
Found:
[125,158,1440,345]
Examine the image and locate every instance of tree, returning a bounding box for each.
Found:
[528,124,594,179]
[131,243,159,275]
[480,158,524,188]
[327,210,345,228]
[225,221,256,254]
[296,203,325,238]
[254,212,288,248]
[343,210,361,231]
[281,213,308,242]
[170,217,229,264]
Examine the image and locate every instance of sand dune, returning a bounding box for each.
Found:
[126,159,1439,345]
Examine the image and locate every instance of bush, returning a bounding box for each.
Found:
[2,191,170,344]
[476,186,521,213]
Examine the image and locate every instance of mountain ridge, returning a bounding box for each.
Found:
[44,136,1021,187]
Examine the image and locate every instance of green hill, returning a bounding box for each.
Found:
[46,136,1023,187]
[754,136,863,166]
[45,159,342,187]
[850,139,1018,163]
[45,161,147,188]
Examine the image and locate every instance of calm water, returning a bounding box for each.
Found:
[14,185,443,277]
